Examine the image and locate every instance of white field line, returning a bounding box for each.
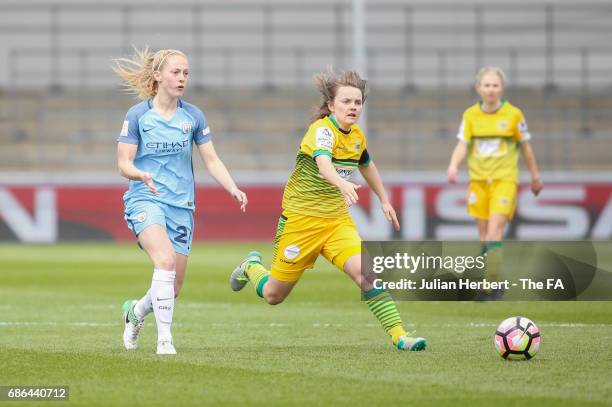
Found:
[1,321,611,328]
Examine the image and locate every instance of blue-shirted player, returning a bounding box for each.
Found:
[113,47,247,355]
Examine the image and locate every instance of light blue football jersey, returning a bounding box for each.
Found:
[117,99,211,210]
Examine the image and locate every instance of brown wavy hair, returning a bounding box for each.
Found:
[311,67,368,123]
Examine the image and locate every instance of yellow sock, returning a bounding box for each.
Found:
[364,288,406,344]
[388,326,407,344]
[245,263,270,298]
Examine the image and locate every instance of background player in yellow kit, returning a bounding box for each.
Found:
[447,67,543,300]
[230,69,426,351]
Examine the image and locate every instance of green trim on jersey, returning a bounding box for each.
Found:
[313,149,332,159]
[332,158,359,167]
[479,98,507,114]
[327,114,352,134]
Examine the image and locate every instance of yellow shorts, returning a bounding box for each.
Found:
[467,180,517,221]
[270,210,361,282]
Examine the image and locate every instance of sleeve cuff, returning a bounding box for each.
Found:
[519,132,532,143]
[312,149,332,159]
[117,137,139,145]
[195,133,212,145]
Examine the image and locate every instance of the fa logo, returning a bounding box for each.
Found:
[181,122,193,134]
[468,191,477,205]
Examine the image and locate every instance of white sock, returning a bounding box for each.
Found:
[150,269,176,342]
[134,289,153,320]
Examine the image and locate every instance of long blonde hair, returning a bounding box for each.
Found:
[312,68,368,123]
[112,46,187,100]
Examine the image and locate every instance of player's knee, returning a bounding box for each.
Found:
[155,252,176,271]
[264,293,286,305]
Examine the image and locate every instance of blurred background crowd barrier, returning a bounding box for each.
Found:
[0,1,610,242]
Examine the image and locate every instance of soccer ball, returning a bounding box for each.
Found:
[494,316,541,360]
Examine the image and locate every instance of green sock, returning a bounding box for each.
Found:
[485,241,503,282]
[245,263,270,298]
[364,288,405,343]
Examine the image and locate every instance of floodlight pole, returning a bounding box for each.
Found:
[352,0,368,135]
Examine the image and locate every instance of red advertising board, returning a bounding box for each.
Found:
[0,182,611,242]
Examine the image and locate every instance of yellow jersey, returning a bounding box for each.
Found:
[282,115,370,218]
[457,100,531,183]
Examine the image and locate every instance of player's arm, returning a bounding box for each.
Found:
[447,141,467,184]
[117,142,158,196]
[315,155,360,207]
[515,112,542,196]
[448,115,471,183]
[197,141,247,212]
[520,141,543,196]
[359,160,400,231]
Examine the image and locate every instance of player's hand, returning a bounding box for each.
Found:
[381,201,400,231]
[447,166,458,184]
[141,172,159,196]
[531,177,543,196]
[231,188,248,212]
[339,181,361,207]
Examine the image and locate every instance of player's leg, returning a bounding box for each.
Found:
[486,213,508,242]
[147,204,194,354]
[262,276,298,305]
[468,181,490,255]
[481,181,517,299]
[230,212,319,305]
[137,224,177,354]
[477,219,489,255]
[231,252,301,304]
[323,217,426,351]
[167,207,194,299]
[484,213,508,281]
[122,201,174,351]
[485,181,516,277]
[174,254,188,297]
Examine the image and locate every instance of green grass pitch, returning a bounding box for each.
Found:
[1,243,611,407]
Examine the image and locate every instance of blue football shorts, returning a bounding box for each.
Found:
[124,199,194,256]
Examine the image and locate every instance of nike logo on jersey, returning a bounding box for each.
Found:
[142,127,154,132]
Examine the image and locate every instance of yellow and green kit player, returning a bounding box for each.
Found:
[447,67,543,300]
[230,69,426,351]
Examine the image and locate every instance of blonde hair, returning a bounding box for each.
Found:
[312,68,368,123]
[475,66,506,89]
[112,46,187,100]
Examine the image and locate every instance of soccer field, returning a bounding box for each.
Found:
[1,243,611,407]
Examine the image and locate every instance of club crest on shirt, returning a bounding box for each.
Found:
[497,120,509,131]
[354,142,361,151]
[181,122,193,134]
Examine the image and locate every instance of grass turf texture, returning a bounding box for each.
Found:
[1,243,611,407]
